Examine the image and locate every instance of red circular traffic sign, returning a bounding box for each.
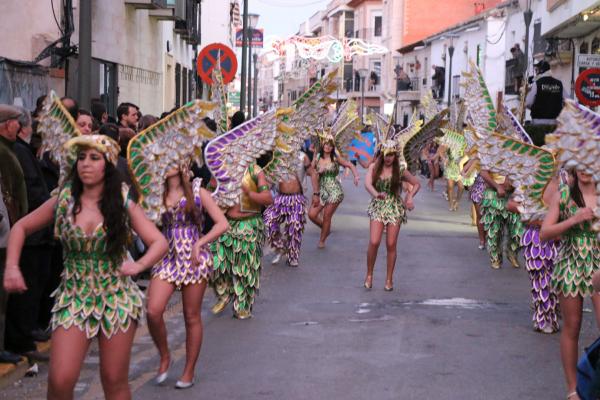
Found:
[197,43,238,85]
[575,68,600,107]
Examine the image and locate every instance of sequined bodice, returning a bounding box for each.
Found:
[560,184,595,238]
[375,177,396,196]
[54,184,126,258]
[161,195,202,229]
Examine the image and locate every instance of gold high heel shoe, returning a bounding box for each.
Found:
[384,280,393,291]
[364,275,373,289]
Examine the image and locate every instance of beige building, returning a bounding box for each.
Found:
[0,0,237,117]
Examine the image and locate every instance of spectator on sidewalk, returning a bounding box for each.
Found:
[7,110,52,359]
[60,97,78,119]
[76,109,94,135]
[117,102,139,157]
[0,105,28,364]
[91,100,108,125]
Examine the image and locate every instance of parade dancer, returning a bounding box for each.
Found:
[541,101,600,400]
[205,110,297,319]
[308,100,361,249]
[364,118,421,290]
[4,94,168,399]
[264,151,316,267]
[127,103,229,388]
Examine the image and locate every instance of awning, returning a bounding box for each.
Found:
[543,4,600,39]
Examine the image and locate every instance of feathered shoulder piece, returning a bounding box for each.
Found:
[37,91,81,188]
[479,132,556,221]
[403,108,448,173]
[461,61,498,139]
[315,99,361,159]
[205,108,293,208]
[211,68,229,134]
[546,100,600,237]
[497,105,533,144]
[263,72,337,184]
[127,100,217,223]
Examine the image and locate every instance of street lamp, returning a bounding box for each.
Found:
[358,68,369,123]
[247,13,259,117]
[447,36,457,107]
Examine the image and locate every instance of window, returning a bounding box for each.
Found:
[374,16,382,37]
[343,62,353,92]
[533,21,545,55]
[344,11,354,38]
[175,63,181,108]
[452,75,460,99]
[182,67,188,104]
[593,37,600,54]
[580,41,589,54]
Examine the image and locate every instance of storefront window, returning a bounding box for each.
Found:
[592,37,600,54]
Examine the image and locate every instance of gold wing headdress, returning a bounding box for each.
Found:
[315,99,361,159]
[546,100,600,237]
[205,107,293,208]
[211,68,229,134]
[263,71,338,183]
[403,108,448,173]
[127,100,217,223]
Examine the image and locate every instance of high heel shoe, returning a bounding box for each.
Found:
[175,380,195,389]
[384,281,393,291]
[364,275,373,289]
[154,360,171,385]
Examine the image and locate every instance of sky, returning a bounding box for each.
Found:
[248,0,330,38]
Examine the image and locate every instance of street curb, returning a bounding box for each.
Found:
[0,340,51,389]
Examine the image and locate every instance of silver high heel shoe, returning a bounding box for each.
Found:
[154,360,171,385]
[175,380,194,389]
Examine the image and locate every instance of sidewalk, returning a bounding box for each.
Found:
[0,340,51,389]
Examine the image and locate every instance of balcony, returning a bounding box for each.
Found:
[395,77,420,102]
[125,0,167,9]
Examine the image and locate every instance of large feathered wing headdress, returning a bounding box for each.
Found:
[263,71,337,183]
[403,108,448,173]
[205,108,293,208]
[127,100,217,223]
[546,100,600,237]
[37,91,82,188]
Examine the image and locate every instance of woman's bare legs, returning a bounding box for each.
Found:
[366,220,385,287]
[558,295,583,397]
[319,202,339,248]
[98,324,137,400]
[146,278,176,375]
[384,223,402,289]
[474,203,485,247]
[179,280,208,383]
[47,327,91,400]
[308,203,324,228]
[447,180,455,210]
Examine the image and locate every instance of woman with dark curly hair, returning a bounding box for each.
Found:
[3,135,167,400]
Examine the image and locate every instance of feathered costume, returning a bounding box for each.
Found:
[367,110,423,225]
[127,100,217,289]
[38,92,143,338]
[314,99,361,206]
[206,107,294,317]
[462,62,524,269]
[263,72,337,266]
[546,100,600,298]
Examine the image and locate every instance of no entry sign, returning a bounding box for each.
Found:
[197,43,238,85]
[575,68,600,107]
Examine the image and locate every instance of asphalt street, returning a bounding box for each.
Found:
[3,173,599,399]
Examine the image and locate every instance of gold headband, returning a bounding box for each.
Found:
[64,135,120,167]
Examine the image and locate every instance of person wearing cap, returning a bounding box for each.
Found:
[525,60,569,144]
[5,108,53,361]
[0,104,28,365]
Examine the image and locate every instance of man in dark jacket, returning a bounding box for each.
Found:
[0,104,28,364]
[8,110,52,360]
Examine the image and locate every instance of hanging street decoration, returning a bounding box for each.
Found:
[266,35,389,64]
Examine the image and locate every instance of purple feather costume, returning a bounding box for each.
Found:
[263,193,306,266]
[152,179,212,289]
[521,226,560,333]
[469,174,486,204]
